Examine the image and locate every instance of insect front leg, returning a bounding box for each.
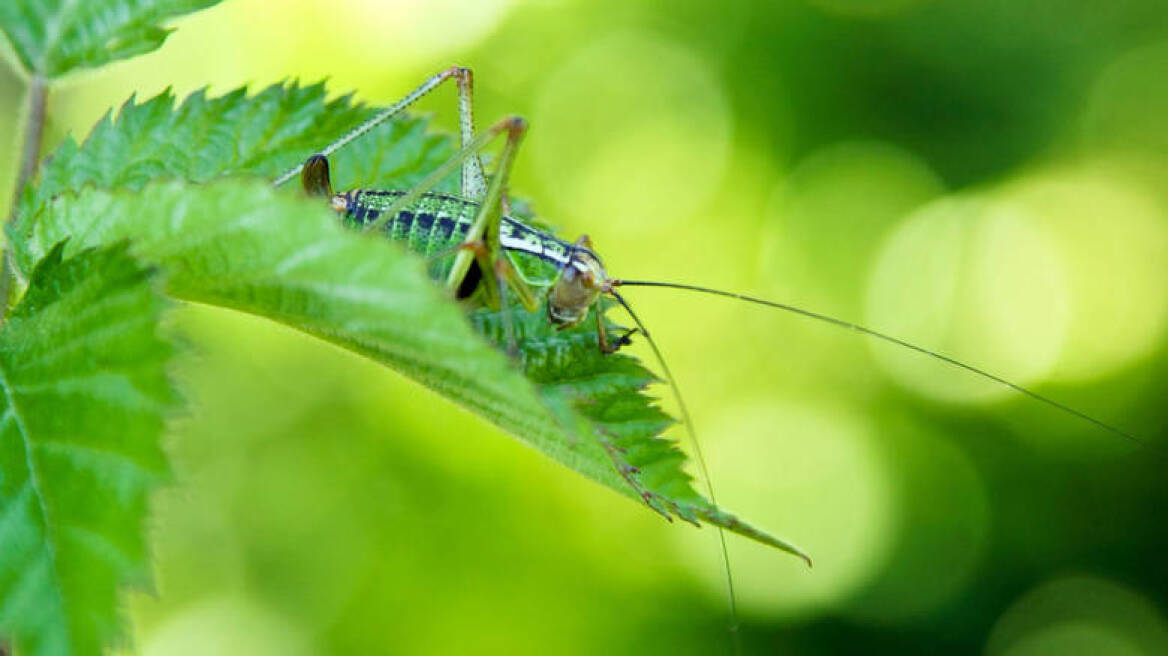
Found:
[595,308,638,354]
[450,241,541,355]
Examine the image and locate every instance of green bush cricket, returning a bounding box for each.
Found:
[272,65,1149,639]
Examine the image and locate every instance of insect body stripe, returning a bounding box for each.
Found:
[411,211,435,235]
[343,191,472,257]
[342,189,593,275]
[499,222,570,266]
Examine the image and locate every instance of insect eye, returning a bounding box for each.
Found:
[581,271,596,288]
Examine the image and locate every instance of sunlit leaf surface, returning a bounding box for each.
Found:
[0,0,222,78]
[19,177,807,562]
[0,243,175,656]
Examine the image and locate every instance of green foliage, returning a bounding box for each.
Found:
[0,0,221,78]
[472,308,811,554]
[12,81,452,233]
[10,79,806,559]
[0,242,175,656]
[17,180,807,562]
[1,5,807,651]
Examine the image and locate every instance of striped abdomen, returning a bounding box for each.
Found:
[340,189,477,258]
[338,189,590,289]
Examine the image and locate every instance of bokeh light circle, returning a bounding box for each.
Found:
[986,576,1168,656]
[803,0,932,19]
[993,168,1168,382]
[532,31,732,238]
[1083,40,1168,156]
[864,195,1070,403]
[140,596,310,656]
[334,0,520,68]
[760,141,944,317]
[999,624,1145,656]
[843,416,989,623]
[675,398,894,620]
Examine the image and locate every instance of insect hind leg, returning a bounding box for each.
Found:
[274,65,484,190]
[453,68,488,200]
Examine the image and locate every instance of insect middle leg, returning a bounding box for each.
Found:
[347,114,538,352]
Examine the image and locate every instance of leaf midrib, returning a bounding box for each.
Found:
[0,363,74,647]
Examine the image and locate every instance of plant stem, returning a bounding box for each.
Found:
[2,75,49,317]
[9,75,48,223]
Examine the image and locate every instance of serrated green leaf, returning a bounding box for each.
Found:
[18,180,809,562]
[10,82,808,561]
[0,242,175,656]
[13,81,453,237]
[0,0,221,78]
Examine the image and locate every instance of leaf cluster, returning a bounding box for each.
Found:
[0,3,805,654]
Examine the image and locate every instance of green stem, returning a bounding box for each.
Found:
[3,75,49,316]
[9,75,48,222]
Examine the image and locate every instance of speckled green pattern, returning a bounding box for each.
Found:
[341,190,574,289]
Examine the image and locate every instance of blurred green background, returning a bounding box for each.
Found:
[4,0,1168,653]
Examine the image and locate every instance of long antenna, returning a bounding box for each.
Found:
[609,290,744,652]
[612,279,1149,448]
